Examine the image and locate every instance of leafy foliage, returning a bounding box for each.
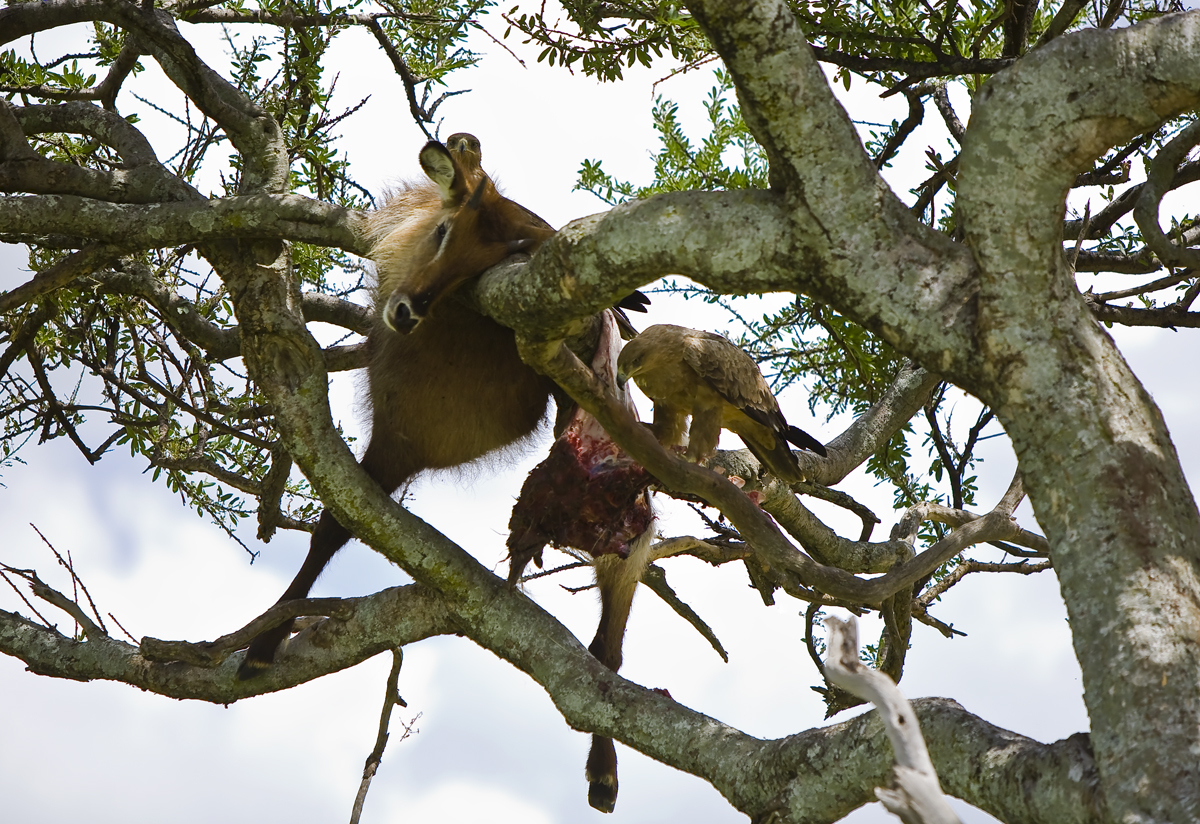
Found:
[504,1,709,82]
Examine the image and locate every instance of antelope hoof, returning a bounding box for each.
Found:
[588,777,617,813]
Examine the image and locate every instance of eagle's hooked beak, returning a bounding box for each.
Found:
[615,369,629,389]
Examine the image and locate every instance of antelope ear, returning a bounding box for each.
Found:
[419,141,464,205]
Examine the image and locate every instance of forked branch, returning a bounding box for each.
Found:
[825,615,963,824]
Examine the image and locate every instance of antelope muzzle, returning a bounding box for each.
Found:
[383,291,431,334]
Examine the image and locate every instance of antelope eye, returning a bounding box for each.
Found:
[435,222,448,242]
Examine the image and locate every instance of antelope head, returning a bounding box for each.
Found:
[382,139,554,335]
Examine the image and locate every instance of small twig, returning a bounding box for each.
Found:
[931,83,965,143]
[518,559,592,582]
[641,564,728,662]
[1,563,102,638]
[1090,268,1196,303]
[910,604,966,638]
[911,154,959,220]
[806,602,865,716]
[1069,200,1091,270]
[790,481,882,542]
[350,650,414,824]
[31,524,108,634]
[26,347,110,464]
[873,90,925,170]
[0,567,54,627]
[917,557,1052,608]
[651,54,721,94]
[689,503,744,542]
[987,540,1047,558]
[107,612,139,643]
[363,18,435,138]
[471,18,527,67]
[803,601,826,674]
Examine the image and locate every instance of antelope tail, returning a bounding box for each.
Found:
[584,514,655,812]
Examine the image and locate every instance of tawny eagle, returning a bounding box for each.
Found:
[616,324,826,482]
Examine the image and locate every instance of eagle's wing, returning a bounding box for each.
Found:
[681,331,789,429]
[681,331,828,458]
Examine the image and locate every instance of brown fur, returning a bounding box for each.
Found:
[363,170,556,482]
[238,139,556,679]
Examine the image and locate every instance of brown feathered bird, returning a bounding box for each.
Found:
[616,324,826,482]
[444,132,482,176]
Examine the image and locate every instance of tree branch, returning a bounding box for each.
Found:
[0,584,452,696]
[0,193,369,256]
[957,10,1200,819]
[825,615,962,824]
[0,243,125,313]
[98,0,289,193]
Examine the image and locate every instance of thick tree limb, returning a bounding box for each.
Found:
[0,193,369,254]
[0,579,1104,822]
[809,45,1013,84]
[0,100,201,203]
[0,243,126,313]
[0,584,452,696]
[957,10,1200,820]
[0,0,109,45]
[299,291,371,335]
